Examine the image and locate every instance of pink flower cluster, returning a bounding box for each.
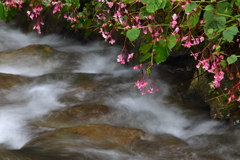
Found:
[99,23,116,44]
[52,1,64,14]
[27,6,43,20]
[135,80,158,95]
[133,64,158,95]
[26,5,44,34]
[182,36,205,48]
[170,13,178,28]
[196,55,225,88]
[4,0,23,9]
[227,80,240,102]
[117,53,134,64]
[151,27,164,42]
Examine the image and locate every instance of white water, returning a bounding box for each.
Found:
[0,21,239,159]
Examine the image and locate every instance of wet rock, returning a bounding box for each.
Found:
[0,149,66,160]
[0,73,30,89]
[0,44,83,75]
[21,124,190,159]
[187,70,238,121]
[229,109,240,126]
[32,104,111,128]
[21,124,146,156]
[0,44,57,58]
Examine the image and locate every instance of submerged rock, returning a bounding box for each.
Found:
[0,149,66,160]
[0,73,30,89]
[21,124,191,159]
[32,103,111,128]
[0,44,83,76]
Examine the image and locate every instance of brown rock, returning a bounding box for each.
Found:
[21,124,191,159]
[0,73,30,89]
[32,104,111,128]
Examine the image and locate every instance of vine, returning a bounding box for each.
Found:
[0,0,239,101]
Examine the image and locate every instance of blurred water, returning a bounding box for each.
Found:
[0,21,239,159]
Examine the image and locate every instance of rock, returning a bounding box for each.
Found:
[187,69,239,121]
[32,104,111,128]
[21,124,147,156]
[0,44,57,58]
[0,73,30,89]
[229,109,240,126]
[0,149,66,160]
[21,124,191,159]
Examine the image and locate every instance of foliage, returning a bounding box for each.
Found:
[1,0,240,102]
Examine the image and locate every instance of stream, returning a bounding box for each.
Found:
[0,21,239,160]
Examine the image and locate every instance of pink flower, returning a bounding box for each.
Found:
[117,54,125,64]
[135,80,148,90]
[107,1,114,8]
[133,65,139,70]
[148,87,154,94]
[203,63,210,70]
[170,20,177,28]
[200,20,205,24]
[182,40,192,48]
[127,53,134,62]
[109,39,115,44]
[172,14,178,21]
[175,27,179,33]
[143,29,148,34]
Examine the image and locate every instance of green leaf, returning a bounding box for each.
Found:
[146,0,163,13]
[73,0,80,8]
[141,0,150,4]
[139,53,152,62]
[76,23,83,28]
[41,0,51,6]
[188,13,199,28]
[220,60,227,69]
[223,26,239,42]
[166,35,176,50]
[227,55,238,64]
[140,7,148,19]
[203,5,216,21]
[0,3,6,20]
[139,43,153,54]
[153,40,170,64]
[159,0,167,9]
[163,1,173,11]
[216,2,232,18]
[203,11,214,21]
[185,2,197,13]
[126,27,140,41]
[205,4,215,11]
[204,17,226,31]
[146,68,151,74]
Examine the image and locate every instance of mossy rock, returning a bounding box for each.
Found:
[229,109,240,126]
[187,69,239,122]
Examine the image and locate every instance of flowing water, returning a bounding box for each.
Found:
[0,21,239,160]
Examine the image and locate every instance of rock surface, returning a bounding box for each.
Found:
[21,124,190,159]
[32,103,112,128]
